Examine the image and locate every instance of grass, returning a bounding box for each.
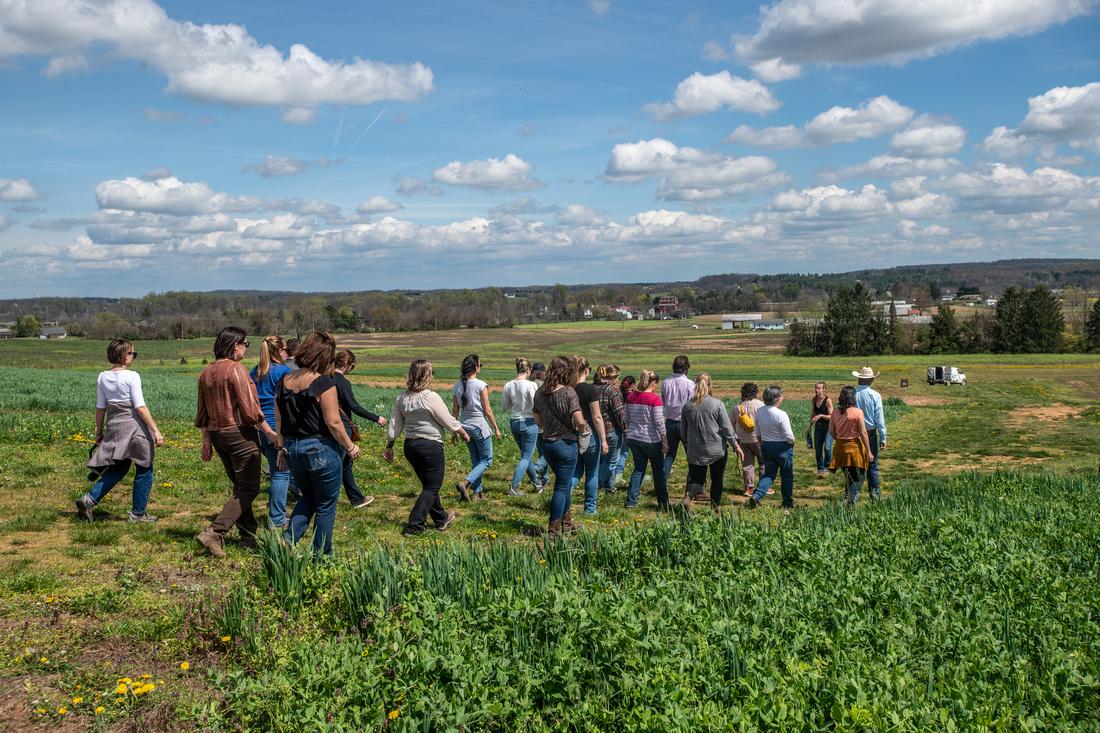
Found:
[0,324,1098,729]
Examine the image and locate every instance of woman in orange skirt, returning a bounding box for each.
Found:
[828,385,873,505]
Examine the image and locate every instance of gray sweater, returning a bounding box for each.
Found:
[681,395,738,466]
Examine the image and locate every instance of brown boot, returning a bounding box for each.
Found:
[548,518,563,540]
[562,510,579,534]
[196,527,226,558]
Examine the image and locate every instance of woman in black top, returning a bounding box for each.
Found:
[333,349,386,508]
[810,381,833,478]
[275,332,360,556]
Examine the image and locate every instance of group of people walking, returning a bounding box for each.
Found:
[77,328,889,554]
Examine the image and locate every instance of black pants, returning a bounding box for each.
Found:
[686,451,728,508]
[404,439,448,532]
[342,452,366,505]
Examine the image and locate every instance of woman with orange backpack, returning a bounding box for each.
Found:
[730,382,765,497]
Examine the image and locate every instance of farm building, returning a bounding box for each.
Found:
[722,313,763,330]
[752,319,786,331]
[39,326,67,340]
[872,300,912,316]
[0,328,13,340]
[654,296,678,315]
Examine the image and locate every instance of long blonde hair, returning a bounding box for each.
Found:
[255,335,286,380]
[691,372,712,406]
[637,369,658,391]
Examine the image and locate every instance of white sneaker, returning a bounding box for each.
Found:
[127,512,158,523]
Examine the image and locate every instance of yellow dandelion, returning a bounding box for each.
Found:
[139,674,152,679]
[39,656,48,663]
[75,684,83,690]
[220,635,232,642]
[388,709,400,720]
[179,661,190,670]
[95,706,105,715]
[119,677,132,684]
[57,706,68,716]
[72,696,83,704]
[35,707,47,715]
[157,679,164,685]
[115,683,128,695]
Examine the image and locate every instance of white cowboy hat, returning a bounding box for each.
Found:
[851,366,880,379]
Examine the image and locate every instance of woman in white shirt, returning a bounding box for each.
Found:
[77,339,165,523]
[748,385,795,511]
[452,353,501,501]
[501,358,543,496]
[385,360,470,534]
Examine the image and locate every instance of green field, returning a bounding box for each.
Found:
[1,325,1098,730]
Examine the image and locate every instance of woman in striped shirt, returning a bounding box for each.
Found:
[623,370,669,510]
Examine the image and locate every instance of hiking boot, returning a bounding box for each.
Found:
[547,518,563,540]
[75,495,96,522]
[353,496,375,509]
[437,510,457,531]
[456,480,471,502]
[238,533,259,550]
[127,511,158,524]
[747,496,760,509]
[562,510,579,534]
[196,528,226,558]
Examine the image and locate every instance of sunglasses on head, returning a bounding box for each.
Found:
[238,340,250,348]
[128,351,138,358]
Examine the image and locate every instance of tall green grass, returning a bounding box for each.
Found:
[201,471,1100,731]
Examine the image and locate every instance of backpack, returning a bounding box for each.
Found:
[737,404,755,432]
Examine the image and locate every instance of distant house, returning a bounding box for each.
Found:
[872,300,912,316]
[0,328,13,340]
[39,326,67,340]
[752,319,786,331]
[940,291,957,302]
[612,305,637,320]
[722,313,763,330]
[985,298,998,306]
[654,296,678,316]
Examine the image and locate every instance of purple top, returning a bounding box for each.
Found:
[660,372,694,422]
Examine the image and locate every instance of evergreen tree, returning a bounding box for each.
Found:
[1022,286,1064,353]
[886,301,899,354]
[822,283,883,356]
[1087,299,1100,351]
[929,305,960,353]
[993,287,1026,352]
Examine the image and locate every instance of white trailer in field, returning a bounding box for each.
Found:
[927,366,967,386]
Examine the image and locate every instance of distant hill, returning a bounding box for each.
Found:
[2,258,1097,339]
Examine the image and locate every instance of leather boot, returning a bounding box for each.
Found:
[547,518,563,540]
[562,509,579,534]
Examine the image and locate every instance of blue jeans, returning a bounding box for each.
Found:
[509,418,540,489]
[284,436,344,556]
[259,431,292,528]
[535,433,548,477]
[844,467,867,504]
[543,438,579,522]
[464,426,494,494]
[867,429,881,498]
[571,434,602,513]
[599,428,622,489]
[88,459,153,515]
[614,431,631,476]
[626,439,668,510]
[753,441,794,508]
[813,421,832,471]
[662,419,682,477]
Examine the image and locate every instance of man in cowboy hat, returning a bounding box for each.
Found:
[852,366,886,499]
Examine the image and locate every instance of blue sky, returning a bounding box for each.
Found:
[1,0,1099,296]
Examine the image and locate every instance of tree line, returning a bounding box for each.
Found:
[787,283,1099,356]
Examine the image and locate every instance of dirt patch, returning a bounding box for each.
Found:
[1003,403,1084,429]
[910,453,1050,473]
[899,395,951,406]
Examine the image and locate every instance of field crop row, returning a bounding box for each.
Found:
[194,471,1100,731]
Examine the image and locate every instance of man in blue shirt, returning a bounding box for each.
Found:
[852,366,886,499]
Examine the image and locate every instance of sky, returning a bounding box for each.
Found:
[1,0,1099,297]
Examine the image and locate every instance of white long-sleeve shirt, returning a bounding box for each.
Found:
[753,405,795,444]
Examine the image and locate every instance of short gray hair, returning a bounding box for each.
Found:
[762,385,783,406]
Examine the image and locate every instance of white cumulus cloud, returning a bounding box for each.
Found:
[94,176,262,215]
[355,196,403,214]
[0,0,434,121]
[982,82,1100,157]
[732,0,1091,68]
[0,177,41,201]
[727,95,913,148]
[644,71,780,120]
[432,154,544,191]
[890,115,966,157]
